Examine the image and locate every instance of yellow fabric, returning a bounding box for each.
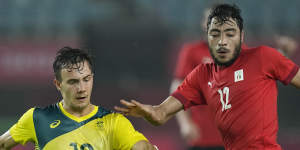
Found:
[112,113,148,150]
[43,113,147,150]
[9,108,38,146]
[58,101,98,122]
[9,106,147,150]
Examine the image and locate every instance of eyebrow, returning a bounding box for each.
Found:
[224,28,237,32]
[66,74,93,82]
[209,28,236,33]
[209,29,220,33]
[83,74,93,79]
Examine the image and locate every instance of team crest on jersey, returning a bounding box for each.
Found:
[96,119,104,128]
[234,69,244,82]
[50,120,61,128]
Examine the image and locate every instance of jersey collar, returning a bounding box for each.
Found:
[58,101,98,122]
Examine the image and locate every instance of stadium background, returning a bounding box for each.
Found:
[0,0,299,149]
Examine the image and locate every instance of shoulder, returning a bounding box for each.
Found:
[101,112,134,128]
[186,63,213,82]
[101,112,125,121]
[241,45,277,57]
[181,41,208,53]
[247,45,276,53]
[16,108,35,123]
[96,106,113,118]
[33,104,60,117]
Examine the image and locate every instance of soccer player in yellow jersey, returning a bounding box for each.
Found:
[0,47,157,150]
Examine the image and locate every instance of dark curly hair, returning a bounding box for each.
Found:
[53,47,94,81]
[207,4,243,32]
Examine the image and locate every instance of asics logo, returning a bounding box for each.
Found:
[50,120,61,128]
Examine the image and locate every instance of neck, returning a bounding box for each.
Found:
[62,101,95,117]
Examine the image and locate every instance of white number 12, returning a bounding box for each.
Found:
[217,87,231,112]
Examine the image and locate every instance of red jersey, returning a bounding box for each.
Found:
[174,41,223,147]
[172,46,299,150]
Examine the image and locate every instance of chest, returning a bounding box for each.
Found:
[39,118,112,150]
[202,63,261,113]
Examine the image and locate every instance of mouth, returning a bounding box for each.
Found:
[216,48,230,57]
[76,96,87,101]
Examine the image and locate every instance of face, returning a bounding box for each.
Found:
[207,17,244,66]
[55,61,94,111]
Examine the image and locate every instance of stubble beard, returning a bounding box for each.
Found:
[209,41,242,67]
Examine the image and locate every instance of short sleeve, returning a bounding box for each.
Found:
[174,44,197,79]
[260,46,299,85]
[172,65,207,110]
[9,108,37,145]
[113,113,148,150]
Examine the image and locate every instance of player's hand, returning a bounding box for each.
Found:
[114,99,155,119]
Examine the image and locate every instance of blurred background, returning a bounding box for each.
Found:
[0,0,300,149]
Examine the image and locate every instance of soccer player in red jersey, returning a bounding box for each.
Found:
[171,41,223,150]
[171,9,250,150]
[115,4,300,150]
[170,8,224,150]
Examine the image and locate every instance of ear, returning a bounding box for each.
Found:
[54,79,61,91]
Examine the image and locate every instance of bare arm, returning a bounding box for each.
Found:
[132,140,158,150]
[170,78,200,142]
[0,131,18,150]
[290,69,300,89]
[114,96,183,126]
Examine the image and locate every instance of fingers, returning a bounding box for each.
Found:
[114,106,130,114]
[120,99,136,107]
[115,99,137,115]
[131,100,143,107]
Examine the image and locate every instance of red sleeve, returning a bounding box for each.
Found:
[171,65,206,110]
[260,46,299,85]
[174,44,197,79]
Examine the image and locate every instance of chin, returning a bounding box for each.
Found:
[74,101,90,110]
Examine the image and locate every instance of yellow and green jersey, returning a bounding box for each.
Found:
[9,102,148,150]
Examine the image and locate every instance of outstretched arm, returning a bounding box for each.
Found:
[290,69,300,89]
[114,96,184,126]
[0,130,18,150]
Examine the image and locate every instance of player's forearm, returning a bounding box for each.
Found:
[0,137,11,150]
[0,131,17,150]
[0,144,11,150]
[291,69,300,89]
[146,96,183,126]
[143,105,170,126]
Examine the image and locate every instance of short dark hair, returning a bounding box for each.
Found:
[53,47,94,81]
[207,4,243,32]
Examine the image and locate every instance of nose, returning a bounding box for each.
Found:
[218,34,227,47]
[77,81,86,93]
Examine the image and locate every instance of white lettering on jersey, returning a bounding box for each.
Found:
[218,87,231,112]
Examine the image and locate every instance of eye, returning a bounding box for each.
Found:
[226,34,234,37]
[67,79,78,85]
[210,33,220,38]
[83,76,92,82]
